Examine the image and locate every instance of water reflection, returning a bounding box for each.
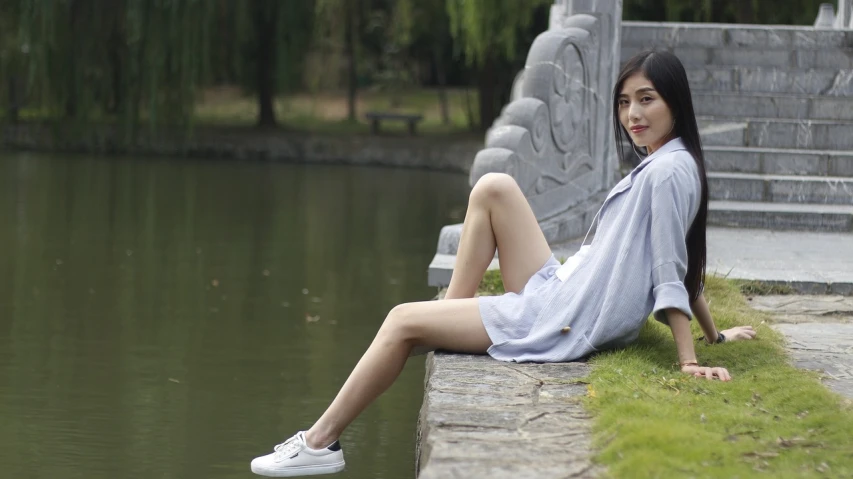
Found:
[0,152,470,478]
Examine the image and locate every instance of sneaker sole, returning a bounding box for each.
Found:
[251,460,346,477]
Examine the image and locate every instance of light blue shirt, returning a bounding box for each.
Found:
[487,138,701,362]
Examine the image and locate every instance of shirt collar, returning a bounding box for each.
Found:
[633,137,687,175]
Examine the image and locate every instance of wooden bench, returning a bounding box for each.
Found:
[364,111,424,135]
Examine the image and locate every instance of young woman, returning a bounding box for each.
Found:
[250,50,757,477]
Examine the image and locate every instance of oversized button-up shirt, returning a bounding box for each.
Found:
[487,137,701,363]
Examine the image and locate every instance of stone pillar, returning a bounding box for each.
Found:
[427,0,624,287]
[815,3,837,28]
[835,0,853,29]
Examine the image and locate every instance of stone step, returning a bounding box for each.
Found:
[708,172,853,205]
[693,92,853,121]
[699,121,748,147]
[622,22,853,51]
[622,44,853,69]
[699,117,853,150]
[705,146,853,177]
[687,66,853,96]
[709,200,853,232]
[621,23,853,70]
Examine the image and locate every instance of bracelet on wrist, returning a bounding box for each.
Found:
[696,331,726,344]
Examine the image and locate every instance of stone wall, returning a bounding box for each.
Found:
[416,352,599,479]
[0,123,482,174]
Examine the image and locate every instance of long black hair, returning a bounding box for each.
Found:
[612,50,708,302]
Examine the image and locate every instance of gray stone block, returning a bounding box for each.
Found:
[704,147,763,174]
[812,97,853,120]
[622,22,853,49]
[769,151,832,176]
[830,282,853,296]
[707,172,853,205]
[769,176,853,205]
[699,121,747,147]
[735,68,852,95]
[747,120,853,150]
[796,49,853,69]
[713,48,794,68]
[687,67,735,91]
[708,173,766,202]
[693,93,811,119]
[417,353,597,479]
[727,28,793,48]
[709,200,853,232]
[792,29,853,49]
[672,46,711,65]
[621,23,725,47]
[436,223,463,255]
[832,153,853,176]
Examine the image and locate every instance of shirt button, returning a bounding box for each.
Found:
[560,326,571,334]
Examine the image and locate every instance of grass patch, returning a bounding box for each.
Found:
[194,86,479,136]
[733,279,797,297]
[477,273,853,477]
[478,269,506,297]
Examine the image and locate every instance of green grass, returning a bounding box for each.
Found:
[194,86,479,136]
[4,87,481,138]
[477,271,853,478]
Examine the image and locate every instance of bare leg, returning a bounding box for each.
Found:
[445,173,552,298]
[303,299,489,449]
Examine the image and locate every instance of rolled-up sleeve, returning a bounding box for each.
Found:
[649,175,693,325]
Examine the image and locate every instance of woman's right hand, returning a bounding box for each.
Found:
[681,364,731,381]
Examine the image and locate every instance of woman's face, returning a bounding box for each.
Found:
[618,72,674,154]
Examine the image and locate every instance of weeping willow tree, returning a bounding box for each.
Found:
[0,0,24,122]
[312,0,360,122]
[386,0,454,125]
[14,0,216,138]
[445,0,551,130]
[10,0,316,136]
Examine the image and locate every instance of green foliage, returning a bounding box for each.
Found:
[7,0,316,132]
[445,0,551,66]
[478,269,506,296]
[14,0,216,133]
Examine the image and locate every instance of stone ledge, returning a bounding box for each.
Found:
[416,352,600,479]
[1,123,482,174]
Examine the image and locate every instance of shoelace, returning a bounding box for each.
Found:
[273,433,305,460]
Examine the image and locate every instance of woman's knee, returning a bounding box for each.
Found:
[379,303,422,343]
[470,173,520,206]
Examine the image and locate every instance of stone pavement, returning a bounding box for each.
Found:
[748,295,853,400]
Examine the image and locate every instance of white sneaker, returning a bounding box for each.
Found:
[250,431,345,477]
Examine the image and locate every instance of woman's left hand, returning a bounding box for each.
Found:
[720,325,757,342]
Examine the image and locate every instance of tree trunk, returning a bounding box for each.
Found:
[108,8,125,115]
[65,0,82,118]
[344,0,358,122]
[476,56,498,132]
[434,47,449,125]
[710,0,726,22]
[254,0,278,127]
[735,0,755,23]
[8,76,20,123]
